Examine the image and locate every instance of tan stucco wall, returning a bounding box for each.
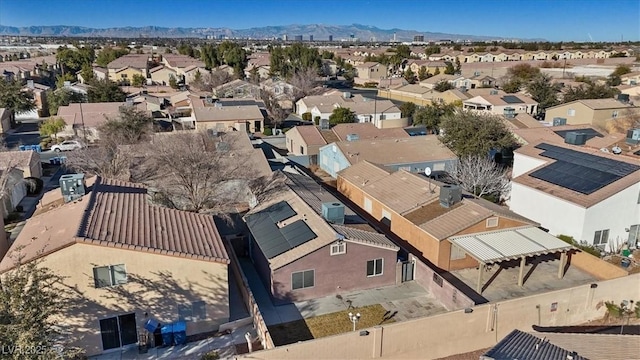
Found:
[196,119,263,133]
[109,67,146,82]
[545,102,595,125]
[376,117,409,129]
[150,68,177,85]
[41,243,229,356]
[240,273,640,360]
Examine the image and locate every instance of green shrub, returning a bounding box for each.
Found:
[302,112,312,121]
[201,351,219,360]
[4,212,21,223]
[314,116,321,125]
[263,127,273,136]
[557,234,601,257]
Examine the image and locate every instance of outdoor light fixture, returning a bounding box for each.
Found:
[348,312,361,332]
[359,330,369,336]
[590,283,598,289]
[464,308,473,314]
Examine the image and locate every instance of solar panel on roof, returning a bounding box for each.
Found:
[265,201,296,223]
[281,220,317,248]
[531,143,640,194]
[502,95,524,104]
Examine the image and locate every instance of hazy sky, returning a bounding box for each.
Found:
[0,0,638,41]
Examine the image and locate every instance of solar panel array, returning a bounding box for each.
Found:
[502,95,525,104]
[530,143,640,195]
[245,201,317,259]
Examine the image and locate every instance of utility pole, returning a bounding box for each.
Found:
[79,102,88,144]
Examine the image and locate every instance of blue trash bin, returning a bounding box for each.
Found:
[160,323,174,346]
[173,321,187,345]
[19,145,26,151]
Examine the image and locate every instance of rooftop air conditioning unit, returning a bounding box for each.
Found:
[503,107,516,119]
[564,131,588,145]
[626,129,640,145]
[439,185,462,208]
[322,202,345,224]
[346,134,359,141]
[553,117,567,126]
[59,174,86,203]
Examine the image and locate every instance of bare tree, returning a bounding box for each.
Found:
[289,67,321,101]
[606,108,640,134]
[260,90,289,126]
[64,142,133,181]
[0,146,20,217]
[140,131,260,213]
[446,155,510,199]
[190,69,233,92]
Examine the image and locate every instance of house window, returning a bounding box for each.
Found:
[178,301,207,322]
[450,244,466,260]
[364,197,373,213]
[567,109,575,116]
[593,229,609,245]
[628,225,640,247]
[292,270,314,290]
[486,217,499,228]
[93,264,127,288]
[330,241,346,255]
[366,258,383,277]
[381,209,392,222]
[121,74,128,78]
[300,146,304,155]
[612,111,618,118]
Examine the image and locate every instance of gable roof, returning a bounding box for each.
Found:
[481,330,587,360]
[106,54,148,70]
[162,54,206,69]
[291,125,327,146]
[0,150,37,170]
[549,98,636,111]
[0,177,229,273]
[245,171,398,269]
[331,135,457,166]
[330,123,409,141]
[193,104,264,122]
[56,102,149,128]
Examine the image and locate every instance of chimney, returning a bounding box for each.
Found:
[439,185,462,208]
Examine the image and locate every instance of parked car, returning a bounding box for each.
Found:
[51,140,85,152]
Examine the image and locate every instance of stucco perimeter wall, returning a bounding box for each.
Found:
[569,251,629,280]
[239,273,640,360]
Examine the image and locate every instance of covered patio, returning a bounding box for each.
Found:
[449,227,574,294]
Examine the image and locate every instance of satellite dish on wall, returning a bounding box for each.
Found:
[424,167,432,177]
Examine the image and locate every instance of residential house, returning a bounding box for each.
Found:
[620,71,640,86]
[0,177,231,356]
[0,150,42,178]
[384,84,436,107]
[319,135,458,178]
[24,80,50,116]
[191,100,264,133]
[509,141,640,250]
[336,162,570,282]
[149,65,177,86]
[419,74,466,90]
[213,79,261,99]
[286,122,409,156]
[245,52,271,79]
[405,60,447,75]
[78,66,107,83]
[0,108,12,135]
[355,62,387,82]
[543,99,639,128]
[463,90,538,116]
[321,59,338,76]
[244,171,399,304]
[214,64,235,77]
[431,88,471,104]
[161,54,207,84]
[106,54,149,83]
[296,93,404,128]
[260,78,298,110]
[511,124,626,150]
[57,102,148,141]
[0,167,25,218]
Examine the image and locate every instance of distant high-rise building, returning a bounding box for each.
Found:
[309,35,314,42]
[217,34,225,40]
[414,35,424,42]
[282,34,288,41]
[294,35,303,42]
[328,35,333,42]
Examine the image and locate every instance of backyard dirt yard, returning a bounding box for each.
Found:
[268,304,395,346]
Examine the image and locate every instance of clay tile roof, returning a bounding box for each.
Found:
[0,177,229,272]
[106,54,148,70]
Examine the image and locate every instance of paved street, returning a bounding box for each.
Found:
[4,118,42,149]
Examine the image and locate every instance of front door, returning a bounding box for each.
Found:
[401,261,415,282]
[100,313,137,350]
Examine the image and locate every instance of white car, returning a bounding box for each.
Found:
[51,140,84,152]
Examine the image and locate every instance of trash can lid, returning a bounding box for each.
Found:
[160,323,174,333]
[173,321,186,332]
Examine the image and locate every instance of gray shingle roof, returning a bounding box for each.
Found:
[481,330,587,360]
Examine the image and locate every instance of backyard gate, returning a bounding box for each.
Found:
[401,260,415,282]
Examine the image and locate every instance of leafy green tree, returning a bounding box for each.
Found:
[453,44,462,51]
[55,73,76,89]
[424,46,441,56]
[131,73,146,87]
[95,47,130,67]
[433,67,441,75]
[80,63,94,83]
[413,100,457,133]
[434,80,454,92]
[87,78,127,103]
[400,102,417,118]
[563,83,620,103]
[200,44,219,69]
[0,260,84,359]
[168,74,178,89]
[99,106,154,144]
[321,50,335,59]
[526,74,560,110]
[164,47,173,54]
[0,78,36,122]
[404,68,416,84]
[440,111,517,157]
[454,58,462,74]
[507,63,541,82]
[39,117,66,140]
[444,61,455,75]
[47,88,86,115]
[217,41,248,77]
[418,66,429,81]
[56,46,92,75]
[394,44,412,59]
[501,78,522,93]
[269,43,320,79]
[329,107,356,125]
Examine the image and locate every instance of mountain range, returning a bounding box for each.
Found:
[0,24,540,41]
